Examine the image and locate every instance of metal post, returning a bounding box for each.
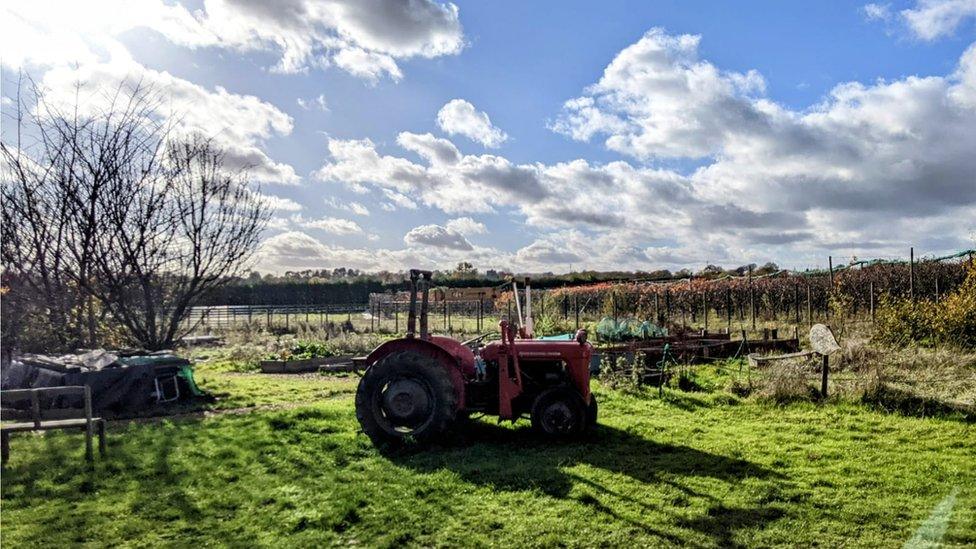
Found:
[665,289,671,324]
[827,256,833,320]
[574,294,580,330]
[869,281,875,322]
[395,301,399,334]
[702,290,708,333]
[821,354,829,398]
[749,266,756,331]
[910,247,915,301]
[806,284,812,327]
[726,287,732,331]
[794,283,800,324]
[479,292,485,332]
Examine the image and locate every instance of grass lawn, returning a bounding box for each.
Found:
[2,362,974,548]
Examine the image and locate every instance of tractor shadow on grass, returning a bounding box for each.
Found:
[394,421,786,547]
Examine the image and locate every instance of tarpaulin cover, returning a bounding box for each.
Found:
[2,352,207,416]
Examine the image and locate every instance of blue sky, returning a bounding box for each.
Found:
[3,0,975,273]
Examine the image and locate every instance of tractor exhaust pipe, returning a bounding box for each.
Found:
[406,269,419,338]
[419,271,432,339]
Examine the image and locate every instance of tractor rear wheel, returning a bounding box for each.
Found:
[531,388,586,437]
[355,351,457,449]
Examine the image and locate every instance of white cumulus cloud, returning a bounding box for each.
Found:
[436,99,509,148]
[445,217,487,235]
[404,224,473,251]
[297,216,363,235]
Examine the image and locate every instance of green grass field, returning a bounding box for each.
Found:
[2,361,974,548]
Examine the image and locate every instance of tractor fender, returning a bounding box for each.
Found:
[364,338,473,408]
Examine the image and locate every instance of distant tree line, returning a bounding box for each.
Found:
[201,262,786,305]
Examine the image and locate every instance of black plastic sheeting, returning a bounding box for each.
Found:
[1,354,207,416]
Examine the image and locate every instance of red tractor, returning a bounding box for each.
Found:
[355,269,597,448]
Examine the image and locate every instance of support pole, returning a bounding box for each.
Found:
[702,290,708,333]
[794,283,800,324]
[869,281,875,323]
[821,354,829,398]
[665,289,671,324]
[749,266,756,331]
[574,294,580,330]
[806,284,812,327]
[910,247,915,301]
[827,256,833,320]
[726,287,732,332]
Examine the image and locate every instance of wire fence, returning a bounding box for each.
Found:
[185,248,974,339]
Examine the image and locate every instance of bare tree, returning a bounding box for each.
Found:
[1,78,270,351]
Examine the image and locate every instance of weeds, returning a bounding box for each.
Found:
[875,262,976,348]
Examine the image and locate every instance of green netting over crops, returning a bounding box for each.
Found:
[596,317,668,342]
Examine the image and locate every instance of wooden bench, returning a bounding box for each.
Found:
[1,386,107,465]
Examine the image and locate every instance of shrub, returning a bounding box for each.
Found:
[599,355,642,393]
[875,262,976,349]
[930,263,976,348]
[725,376,753,397]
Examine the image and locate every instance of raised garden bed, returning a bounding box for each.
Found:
[259,356,355,374]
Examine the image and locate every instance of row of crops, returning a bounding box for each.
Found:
[495,251,974,326]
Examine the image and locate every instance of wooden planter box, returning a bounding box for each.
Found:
[259,356,355,374]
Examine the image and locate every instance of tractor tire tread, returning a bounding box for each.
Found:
[355,350,457,450]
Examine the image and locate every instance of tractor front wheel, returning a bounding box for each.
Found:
[355,351,457,449]
[531,388,586,437]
